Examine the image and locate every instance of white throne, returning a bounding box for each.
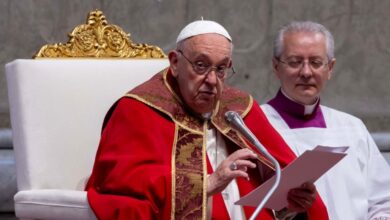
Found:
[6,10,169,220]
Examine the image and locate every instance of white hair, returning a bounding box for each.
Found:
[273,21,335,59]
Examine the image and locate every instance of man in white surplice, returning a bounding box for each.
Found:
[261,21,390,220]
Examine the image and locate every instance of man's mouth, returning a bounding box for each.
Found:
[296,83,315,88]
[200,91,216,95]
[198,91,217,99]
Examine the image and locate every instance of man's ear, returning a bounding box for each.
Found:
[227,60,233,68]
[168,50,179,77]
[272,57,281,79]
[327,58,336,80]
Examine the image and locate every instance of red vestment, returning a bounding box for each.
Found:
[86,69,328,219]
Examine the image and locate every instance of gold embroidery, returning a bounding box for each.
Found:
[171,125,179,220]
[126,93,203,135]
[127,69,204,133]
[174,128,204,219]
[202,122,208,220]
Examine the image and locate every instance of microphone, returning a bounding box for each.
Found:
[225,111,281,220]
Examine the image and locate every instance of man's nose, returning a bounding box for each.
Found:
[300,61,313,78]
[205,69,218,85]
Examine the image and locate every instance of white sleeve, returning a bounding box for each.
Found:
[365,129,390,219]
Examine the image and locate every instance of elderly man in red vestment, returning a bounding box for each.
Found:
[85,20,327,219]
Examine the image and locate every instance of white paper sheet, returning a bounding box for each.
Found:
[235,146,348,211]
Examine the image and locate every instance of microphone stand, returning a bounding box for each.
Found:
[225,111,281,220]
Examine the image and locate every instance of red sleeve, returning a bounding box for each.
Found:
[86,97,175,220]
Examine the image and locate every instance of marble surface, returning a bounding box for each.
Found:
[0,129,15,213]
[0,0,390,131]
[0,129,12,149]
[0,149,16,212]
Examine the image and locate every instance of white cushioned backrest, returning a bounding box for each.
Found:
[6,59,169,191]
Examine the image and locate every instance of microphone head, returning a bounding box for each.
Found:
[225,111,239,123]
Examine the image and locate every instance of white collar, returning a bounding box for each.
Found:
[281,89,319,115]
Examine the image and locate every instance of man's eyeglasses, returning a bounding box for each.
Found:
[177,50,235,79]
[276,57,329,70]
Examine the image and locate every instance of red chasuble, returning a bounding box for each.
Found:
[86,68,328,220]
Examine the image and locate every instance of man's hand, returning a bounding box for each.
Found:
[207,148,257,196]
[287,182,317,212]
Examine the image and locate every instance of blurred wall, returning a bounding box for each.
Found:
[1,0,390,132]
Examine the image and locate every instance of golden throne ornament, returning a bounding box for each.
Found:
[34,10,166,58]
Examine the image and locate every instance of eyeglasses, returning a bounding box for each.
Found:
[276,57,329,70]
[177,50,235,79]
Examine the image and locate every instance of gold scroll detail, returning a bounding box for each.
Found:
[34,10,166,58]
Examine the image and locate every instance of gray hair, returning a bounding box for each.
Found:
[273,21,335,59]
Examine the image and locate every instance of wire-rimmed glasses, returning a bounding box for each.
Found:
[276,57,329,71]
[177,50,235,79]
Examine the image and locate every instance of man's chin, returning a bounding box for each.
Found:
[191,100,215,114]
[295,93,318,105]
